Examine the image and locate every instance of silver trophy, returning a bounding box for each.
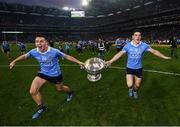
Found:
[84,57,106,82]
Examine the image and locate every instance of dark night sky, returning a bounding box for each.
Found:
[0,0,82,9]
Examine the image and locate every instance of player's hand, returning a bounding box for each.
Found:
[165,57,172,60]
[105,61,112,68]
[9,61,15,69]
[79,62,85,69]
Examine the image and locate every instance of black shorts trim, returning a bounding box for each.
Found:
[116,47,123,52]
[37,73,63,84]
[98,50,105,53]
[3,49,10,53]
[20,49,26,52]
[126,67,143,78]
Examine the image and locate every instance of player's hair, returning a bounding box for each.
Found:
[132,29,142,35]
[35,34,46,39]
[35,34,49,42]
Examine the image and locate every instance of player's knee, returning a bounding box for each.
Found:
[56,87,63,91]
[56,85,63,91]
[29,89,38,95]
[127,82,133,88]
[135,83,141,88]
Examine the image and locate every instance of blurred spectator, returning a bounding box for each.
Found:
[169,36,178,59]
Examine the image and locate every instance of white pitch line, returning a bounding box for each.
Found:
[109,66,180,76]
[143,69,180,76]
[0,64,78,67]
[0,64,180,76]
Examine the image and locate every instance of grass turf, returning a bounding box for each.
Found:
[0,43,180,125]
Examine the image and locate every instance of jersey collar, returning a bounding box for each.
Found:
[37,46,51,54]
[131,41,142,47]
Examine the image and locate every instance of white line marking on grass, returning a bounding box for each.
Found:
[1,64,180,76]
[0,64,78,67]
[143,69,180,76]
[110,66,180,76]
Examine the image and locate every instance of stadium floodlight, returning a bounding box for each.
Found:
[2,31,23,34]
[116,11,122,14]
[71,11,85,17]
[107,13,114,16]
[82,0,89,6]
[63,7,75,11]
[63,7,69,11]
[144,1,153,6]
[69,8,76,11]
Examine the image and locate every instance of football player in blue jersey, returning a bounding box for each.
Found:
[115,37,124,52]
[106,30,171,99]
[1,41,11,60]
[9,35,84,119]
[17,41,26,55]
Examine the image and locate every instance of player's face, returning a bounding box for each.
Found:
[35,37,48,52]
[132,32,141,42]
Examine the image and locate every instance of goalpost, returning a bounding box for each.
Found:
[1,31,24,43]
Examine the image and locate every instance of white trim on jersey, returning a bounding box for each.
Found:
[130,41,142,47]
[37,46,51,54]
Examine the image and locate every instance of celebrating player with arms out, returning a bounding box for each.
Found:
[9,35,84,119]
[106,30,171,99]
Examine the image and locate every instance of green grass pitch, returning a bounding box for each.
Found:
[0,43,180,125]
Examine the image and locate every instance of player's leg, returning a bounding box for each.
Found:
[30,76,46,119]
[56,82,73,102]
[126,74,134,97]
[132,68,143,99]
[171,47,174,57]
[134,76,142,90]
[101,51,104,59]
[133,76,142,99]
[30,76,46,105]
[171,47,173,57]
[78,49,80,55]
[6,51,11,60]
[54,74,73,102]
[56,82,70,93]
[20,50,25,55]
[98,50,100,57]
[174,47,178,58]
[172,48,175,57]
[102,51,104,59]
[67,49,70,54]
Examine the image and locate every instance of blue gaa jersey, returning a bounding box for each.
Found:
[77,43,81,49]
[122,41,150,69]
[2,41,10,50]
[26,47,65,77]
[115,39,123,48]
[19,42,26,51]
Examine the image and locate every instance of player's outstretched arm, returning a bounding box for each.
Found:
[64,54,84,68]
[149,48,171,60]
[9,54,28,69]
[105,51,125,66]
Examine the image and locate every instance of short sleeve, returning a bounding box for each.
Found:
[144,43,150,52]
[56,50,65,58]
[26,49,34,58]
[122,43,128,53]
